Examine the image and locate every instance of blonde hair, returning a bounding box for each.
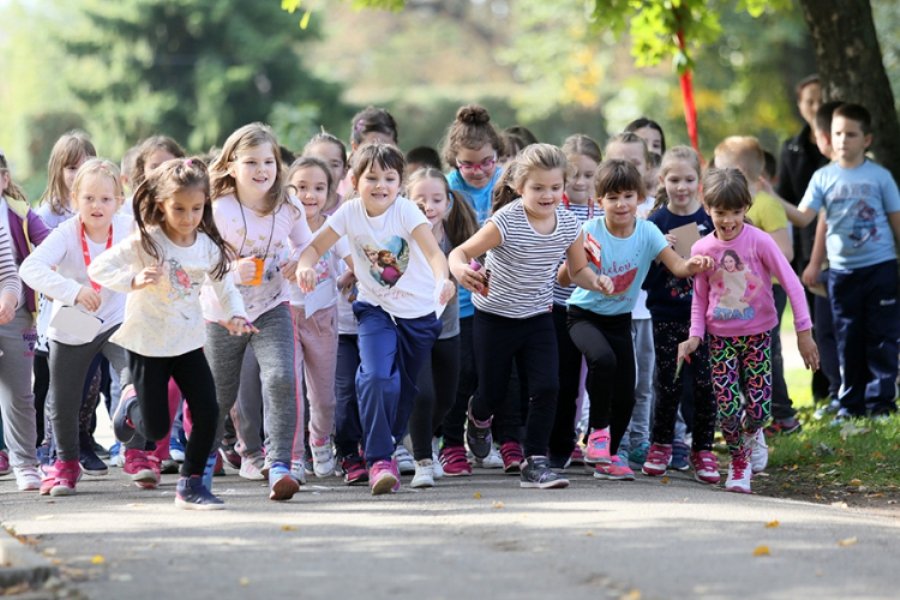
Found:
[653,145,702,212]
[209,123,292,215]
[0,151,28,203]
[713,136,765,182]
[492,143,570,213]
[71,159,124,203]
[40,131,98,215]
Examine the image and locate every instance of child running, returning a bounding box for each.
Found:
[641,146,719,483]
[566,159,714,481]
[89,158,252,509]
[449,143,613,489]
[297,143,454,495]
[20,159,133,496]
[678,167,819,493]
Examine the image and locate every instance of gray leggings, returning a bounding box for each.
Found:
[206,303,297,465]
[0,307,38,469]
[48,326,130,462]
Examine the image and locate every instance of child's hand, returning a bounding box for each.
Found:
[132,266,164,290]
[677,336,701,366]
[296,266,317,293]
[665,233,678,248]
[336,270,356,292]
[801,262,821,288]
[281,260,299,284]
[223,316,258,336]
[0,293,16,325]
[437,278,456,305]
[686,255,715,274]
[594,274,614,295]
[236,258,259,284]
[451,261,487,295]
[797,329,820,371]
[76,286,102,312]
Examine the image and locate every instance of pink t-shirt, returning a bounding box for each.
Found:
[689,224,811,338]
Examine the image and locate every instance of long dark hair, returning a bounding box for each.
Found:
[405,167,478,247]
[132,157,234,280]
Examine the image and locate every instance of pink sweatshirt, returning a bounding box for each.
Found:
[689,224,812,338]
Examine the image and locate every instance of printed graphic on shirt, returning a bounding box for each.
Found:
[849,199,879,248]
[708,249,764,321]
[603,260,638,298]
[356,235,409,288]
[166,258,195,301]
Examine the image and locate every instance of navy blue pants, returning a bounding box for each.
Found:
[353,302,441,464]
[828,260,899,415]
[334,334,362,459]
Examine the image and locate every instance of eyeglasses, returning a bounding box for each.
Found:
[456,154,497,173]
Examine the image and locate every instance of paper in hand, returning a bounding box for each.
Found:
[49,306,103,345]
[669,222,701,259]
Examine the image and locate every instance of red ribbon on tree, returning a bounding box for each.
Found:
[676,29,700,154]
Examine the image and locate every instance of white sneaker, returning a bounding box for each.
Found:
[725,452,752,494]
[239,452,266,481]
[393,445,416,475]
[431,438,443,479]
[410,459,435,488]
[748,429,768,474]
[474,445,503,469]
[310,437,336,478]
[14,466,41,491]
[290,460,307,485]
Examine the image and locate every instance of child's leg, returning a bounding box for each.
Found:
[708,335,744,454]
[568,312,617,434]
[247,305,297,466]
[32,353,49,446]
[353,302,402,463]
[409,348,438,462]
[828,268,867,415]
[628,318,655,449]
[334,334,362,459]
[296,305,338,444]
[813,288,841,400]
[206,321,252,453]
[429,336,460,435]
[769,285,797,424]
[861,260,899,413]
[390,312,441,445]
[515,314,559,457]
[471,311,519,424]
[0,310,38,468]
[441,315,475,448]
[170,349,220,477]
[689,340,717,452]
[548,304,582,459]
[738,332,772,434]
[235,349,264,456]
[650,320,684,446]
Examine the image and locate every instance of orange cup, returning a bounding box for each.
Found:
[248,257,265,286]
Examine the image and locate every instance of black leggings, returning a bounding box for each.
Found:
[548,303,584,458]
[409,336,460,460]
[567,306,634,455]
[127,349,219,477]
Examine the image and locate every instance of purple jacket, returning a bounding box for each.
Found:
[6,205,50,313]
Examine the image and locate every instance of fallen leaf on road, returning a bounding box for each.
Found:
[848,479,863,487]
[621,589,642,600]
[660,476,670,485]
[837,537,858,547]
[280,525,298,532]
[752,545,770,557]
[492,501,505,509]
[473,492,482,499]
[239,577,250,586]
[585,531,594,537]
[91,555,105,565]
[765,520,780,528]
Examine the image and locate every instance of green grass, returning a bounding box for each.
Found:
[780,302,815,408]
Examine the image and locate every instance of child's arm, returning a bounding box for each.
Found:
[769,226,794,262]
[411,223,455,304]
[656,246,715,278]
[19,226,102,311]
[559,232,613,293]
[889,211,900,248]
[801,214,828,287]
[447,222,502,295]
[296,225,340,293]
[88,236,148,293]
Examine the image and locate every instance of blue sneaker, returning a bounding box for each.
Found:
[175,476,225,510]
[169,436,186,463]
[108,442,124,468]
[268,461,300,501]
[112,391,138,445]
[670,441,690,471]
[627,441,650,470]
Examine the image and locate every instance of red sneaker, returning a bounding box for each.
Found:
[439,445,471,477]
[124,449,161,489]
[500,441,523,474]
[40,459,80,496]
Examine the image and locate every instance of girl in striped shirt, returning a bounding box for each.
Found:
[449,143,613,489]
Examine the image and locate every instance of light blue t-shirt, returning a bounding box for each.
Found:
[567,217,668,316]
[799,160,900,270]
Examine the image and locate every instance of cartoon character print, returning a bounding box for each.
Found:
[166,258,196,301]
[709,249,763,321]
[357,236,410,289]
[848,199,879,248]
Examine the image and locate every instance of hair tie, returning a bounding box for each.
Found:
[184,158,193,167]
[354,120,365,133]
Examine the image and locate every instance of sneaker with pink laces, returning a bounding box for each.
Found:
[690,450,721,484]
[641,443,672,476]
[0,450,10,476]
[725,450,751,493]
[439,445,471,477]
[584,427,611,464]
[39,459,80,496]
[369,459,400,495]
[500,441,523,474]
[593,455,635,480]
[124,449,161,489]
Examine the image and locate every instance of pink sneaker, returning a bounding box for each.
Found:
[369,459,400,495]
[39,459,80,496]
[124,449,161,489]
[690,450,721,484]
[725,450,751,493]
[439,445,472,477]
[569,445,585,466]
[584,428,611,464]
[641,443,672,476]
[593,455,635,480]
[500,441,523,474]
[0,450,10,476]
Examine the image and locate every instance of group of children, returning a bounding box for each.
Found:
[0,93,895,508]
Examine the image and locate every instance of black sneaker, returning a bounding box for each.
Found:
[520,456,569,489]
[112,392,138,445]
[175,476,225,510]
[466,402,493,460]
[160,459,180,475]
[79,431,109,476]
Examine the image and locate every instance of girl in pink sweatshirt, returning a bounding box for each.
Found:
[678,168,819,494]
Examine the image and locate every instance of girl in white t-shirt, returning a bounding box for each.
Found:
[297,143,454,495]
[205,123,313,502]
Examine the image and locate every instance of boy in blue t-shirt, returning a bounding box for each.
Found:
[795,103,900,418]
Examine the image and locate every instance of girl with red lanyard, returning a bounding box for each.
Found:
[548,134,601,469]
[20,159,138,496]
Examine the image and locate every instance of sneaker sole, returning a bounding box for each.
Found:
[410,478,434,489]
[175,497,226,511]
[239,470,266,481]
[269,476,300,501]
[641,465,667,476]
[694,473,721,485]
[670,463,691,472]
[520,479,569,489]
[370,474,399,495]
[81,467,109,477]
[441,469,471,477]
[49,486,76,497]
[593,472,636,481]
[111,394,136,445]
[583,456,612,465]
[724,484,752,494]
[344,475,369,486]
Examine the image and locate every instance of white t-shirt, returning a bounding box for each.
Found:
[289,220,350,314]
[326,196,435,319]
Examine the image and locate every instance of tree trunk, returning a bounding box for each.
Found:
[798,0,900,181]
